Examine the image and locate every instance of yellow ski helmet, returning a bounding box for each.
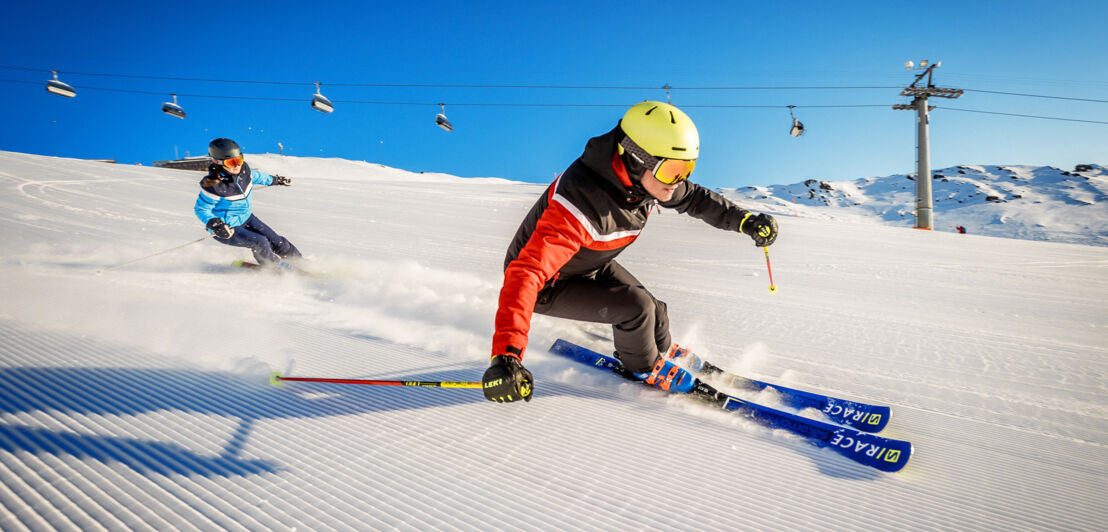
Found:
[619,101,699,160]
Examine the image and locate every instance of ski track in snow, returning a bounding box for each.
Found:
[0,150,1105,531]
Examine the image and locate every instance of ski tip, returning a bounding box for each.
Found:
[883,439,914,473]
[269,372,284,386]
[869,407,892,432]
[886,443,915,473]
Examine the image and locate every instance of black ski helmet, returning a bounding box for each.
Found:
[208,138,242,160]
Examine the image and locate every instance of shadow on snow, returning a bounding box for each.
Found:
[0,356,491,479]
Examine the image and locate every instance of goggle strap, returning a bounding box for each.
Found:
[619,136,658,169]
[620,135,694,185]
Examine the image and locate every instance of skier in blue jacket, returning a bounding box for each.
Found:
[194,138,302,269]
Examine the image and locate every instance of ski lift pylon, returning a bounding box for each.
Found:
[46,70,76,98]
[787,105,805,138]
[161,94,186,119]
[311,81,334,113]
[435,103,453,131]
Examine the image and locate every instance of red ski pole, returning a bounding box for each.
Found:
[763,246,778,294]
[271,373,481,388]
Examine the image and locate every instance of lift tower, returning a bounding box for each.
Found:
[894,60,963,230]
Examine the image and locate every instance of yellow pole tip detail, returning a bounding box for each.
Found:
[769,285,778,294]
[269,372,284,386]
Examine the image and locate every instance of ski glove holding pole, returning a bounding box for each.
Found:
[206,218,234,239]
[482,355,534,402]
[272,174,292,186]
[740,213,778,247]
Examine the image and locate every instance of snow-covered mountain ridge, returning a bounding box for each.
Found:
[721,164,1107,246]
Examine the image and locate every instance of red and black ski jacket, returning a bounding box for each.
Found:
[492,126,753,359]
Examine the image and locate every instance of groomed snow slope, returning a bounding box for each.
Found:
[0,150,1105,531]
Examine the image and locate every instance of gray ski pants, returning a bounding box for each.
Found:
[533,261,670,373]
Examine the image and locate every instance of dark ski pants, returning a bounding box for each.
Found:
[215,214,301,265]
[534,261,670,373]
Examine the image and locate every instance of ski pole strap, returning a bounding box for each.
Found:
[738,212,753,233]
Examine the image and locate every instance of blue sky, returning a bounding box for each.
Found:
[1,0,1105,189]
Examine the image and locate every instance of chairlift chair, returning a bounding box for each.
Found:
[46,70,76,98]
[435,114,453,131]
[161,94,186,119]
[311,81,334,113]
[789,118,805,137]
[787,105,805,138]
[435,103,453,131]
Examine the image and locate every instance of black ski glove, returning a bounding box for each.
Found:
[273,174,292,186]
[741,213,778,247]
[482,355,533,403]
[206,218,234,239]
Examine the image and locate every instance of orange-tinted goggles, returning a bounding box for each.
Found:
[217,156,244,169]
[652,158,696,185]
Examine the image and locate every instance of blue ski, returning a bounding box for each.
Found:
[693,360,890,433]
[549,339,912,473]
[577,334,890,432]
[230,260,336,279]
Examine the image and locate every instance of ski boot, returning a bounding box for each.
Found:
[662,344,724,375]
[633,356,697,394]
[264,260,297,274]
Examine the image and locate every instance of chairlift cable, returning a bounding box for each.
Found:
[935,107,1108,125]
[0,67,904,90]
[0,79,892,107]
[4,65,1108,103]
[961,89,1108,103]
[0,78,305,101]
[4,77,1104,124]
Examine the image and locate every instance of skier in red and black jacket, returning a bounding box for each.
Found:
[483,101,778,402]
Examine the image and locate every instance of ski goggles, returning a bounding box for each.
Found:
[215,156,244,169]
[619,136,696,185]
[651,158,696,185]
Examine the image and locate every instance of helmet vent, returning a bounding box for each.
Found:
[669,111,676,124]
[645,106,657,115]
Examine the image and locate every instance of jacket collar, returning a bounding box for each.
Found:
[207,162,251,182]
[579,126,650,206]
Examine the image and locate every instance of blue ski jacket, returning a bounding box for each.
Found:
[194,162,275,229]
